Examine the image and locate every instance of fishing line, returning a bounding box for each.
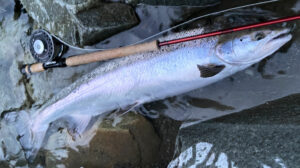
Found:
[131,0,280,46]
[52,0,279,51]
[159,15,300,46]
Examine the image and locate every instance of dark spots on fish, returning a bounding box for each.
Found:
[229,77,234,82]
[197,64,225,78]
[186,96,235,111]
[278,70,286,75]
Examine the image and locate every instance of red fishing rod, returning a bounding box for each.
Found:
[22,15,300,75]
[159,15,300,46]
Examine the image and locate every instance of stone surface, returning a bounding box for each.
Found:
[44,113,161,168]
[150,116,182,167]
[0,0,30,115]
[168,94,300,168]
[20,0,139,46]
[0,113,28,167]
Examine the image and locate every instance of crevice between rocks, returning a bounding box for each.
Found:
[1,66,36,119]
[127,129,143,167]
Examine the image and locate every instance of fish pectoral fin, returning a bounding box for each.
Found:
[109,102,140,118]
[66,114,92,141]
[197,64,225,78]
[107,102,141,127]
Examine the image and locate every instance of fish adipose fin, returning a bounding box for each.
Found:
[197,64,225,78]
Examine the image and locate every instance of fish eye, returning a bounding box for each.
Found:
[255,32,265,41]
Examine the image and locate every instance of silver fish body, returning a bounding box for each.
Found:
[18,27,292,160]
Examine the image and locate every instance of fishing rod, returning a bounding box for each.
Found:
[21,15,300,76]
[21,0,280,75]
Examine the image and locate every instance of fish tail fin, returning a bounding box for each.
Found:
[11,111,47,162]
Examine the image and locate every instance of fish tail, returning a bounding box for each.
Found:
[12,111,47,162]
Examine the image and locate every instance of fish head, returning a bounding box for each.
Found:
[216,28,292,65]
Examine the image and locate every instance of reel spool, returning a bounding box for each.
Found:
[30,29,66,63]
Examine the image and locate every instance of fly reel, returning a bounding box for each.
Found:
[29,29,66,63]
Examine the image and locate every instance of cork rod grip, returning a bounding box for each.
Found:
[21,40,159,75]
[66,40,159,66]
[23,63,45,74]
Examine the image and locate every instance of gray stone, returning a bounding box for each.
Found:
[169,94,300,168]
[20,0,139,46]
[0,1,29,114]
[0,113,28,167]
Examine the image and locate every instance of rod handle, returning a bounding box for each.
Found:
[21,40,159,75]
[21,63,45,75]
[66,40,159,66]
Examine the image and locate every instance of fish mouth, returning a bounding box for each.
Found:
[270,28,292,42]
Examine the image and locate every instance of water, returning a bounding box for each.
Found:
[0,0,299,167]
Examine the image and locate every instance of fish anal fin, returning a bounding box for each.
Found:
[65,114,92,141]
[197,64,225,78]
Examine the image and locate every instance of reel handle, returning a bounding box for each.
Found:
[21,40,159,75]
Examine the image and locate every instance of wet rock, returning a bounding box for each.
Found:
[20,0,139,46]
[150,116,182,167]
[0,114,28,167]
[0,1,30,115]
[123,0,220,6]
[168,94,300,167]
[44,113,161,168]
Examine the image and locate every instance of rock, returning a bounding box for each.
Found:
[44,113,161,168]
[150,116,182,167]
[168,94,300,168]
[123,0,220,6]
[0,1,30,115]
[0,113,28,167]
[20,0,139,46]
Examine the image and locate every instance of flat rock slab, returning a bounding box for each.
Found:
[44,113,161,168]
[169,94,300,168]
[20,0,139,46]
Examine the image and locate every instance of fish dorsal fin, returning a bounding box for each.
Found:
[197,64,225,78]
